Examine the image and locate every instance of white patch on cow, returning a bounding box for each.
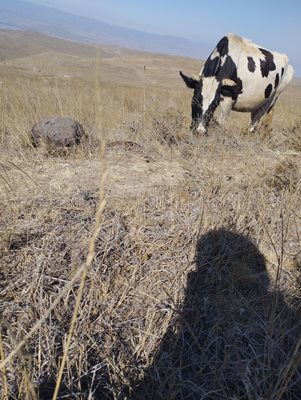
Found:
[221,78,236,87]
[276,64,294,94]
[191,74,201,81]
[202,77,219,112]
[220,55,227,67]
[210,49,219,60]
[225,33,293,112]
[197,124,207,134]
[197,77,219,133]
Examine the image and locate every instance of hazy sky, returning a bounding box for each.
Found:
[26,0,301,71]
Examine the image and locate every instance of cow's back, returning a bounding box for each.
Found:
[211,34,293,111]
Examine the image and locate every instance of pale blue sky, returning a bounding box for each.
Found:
[26,0,301,73]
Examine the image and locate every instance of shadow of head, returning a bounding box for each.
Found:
[189,228,269,306]
[181,230,271,356]
[130,229,300,400]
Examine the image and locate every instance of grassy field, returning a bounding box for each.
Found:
[0,30,301,399]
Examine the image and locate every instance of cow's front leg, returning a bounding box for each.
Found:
[218,96,234,127]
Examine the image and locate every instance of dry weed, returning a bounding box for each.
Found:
[282,121,301,152]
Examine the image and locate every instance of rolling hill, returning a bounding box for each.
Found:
[0,29,203,89]
[0,0,212,59]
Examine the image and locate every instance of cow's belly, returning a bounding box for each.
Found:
[233,95,267,112]
[232,68,282,112]
[233,81,273,112]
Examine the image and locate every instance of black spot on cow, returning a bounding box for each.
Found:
[191,80,203,130]
[220,84,238,99]
[215,56,234,79]
[259,48,276,78]
[247,57,256,72]
[216,36,229,57]
[265,84,273,98]
[202,94,220,131]
[216,56,243,96]
[274,73,279,89]
[281,67,285,77]
[202,37,229,77]
[203,56,220,77]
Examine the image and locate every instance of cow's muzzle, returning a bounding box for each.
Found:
[196,123,207,135]
[190,121,208,136]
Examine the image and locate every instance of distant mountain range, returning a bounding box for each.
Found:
[0,0,212,60]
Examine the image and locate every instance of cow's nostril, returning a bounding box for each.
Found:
[197,124,207,134]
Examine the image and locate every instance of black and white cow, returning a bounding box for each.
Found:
[180,33,294,134]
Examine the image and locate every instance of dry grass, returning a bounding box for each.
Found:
[0,33,301,399]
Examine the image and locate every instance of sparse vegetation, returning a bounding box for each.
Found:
[0,31,301,399]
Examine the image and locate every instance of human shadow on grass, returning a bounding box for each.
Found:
[129,228,301,400]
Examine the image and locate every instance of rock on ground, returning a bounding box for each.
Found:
[31,116,85,147]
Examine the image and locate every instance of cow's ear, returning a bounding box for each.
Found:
[220,78,238,98]
[179,71,200,89]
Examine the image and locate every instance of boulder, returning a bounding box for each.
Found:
[31,116,85,147]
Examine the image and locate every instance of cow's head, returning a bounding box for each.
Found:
[180,71,237,134]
